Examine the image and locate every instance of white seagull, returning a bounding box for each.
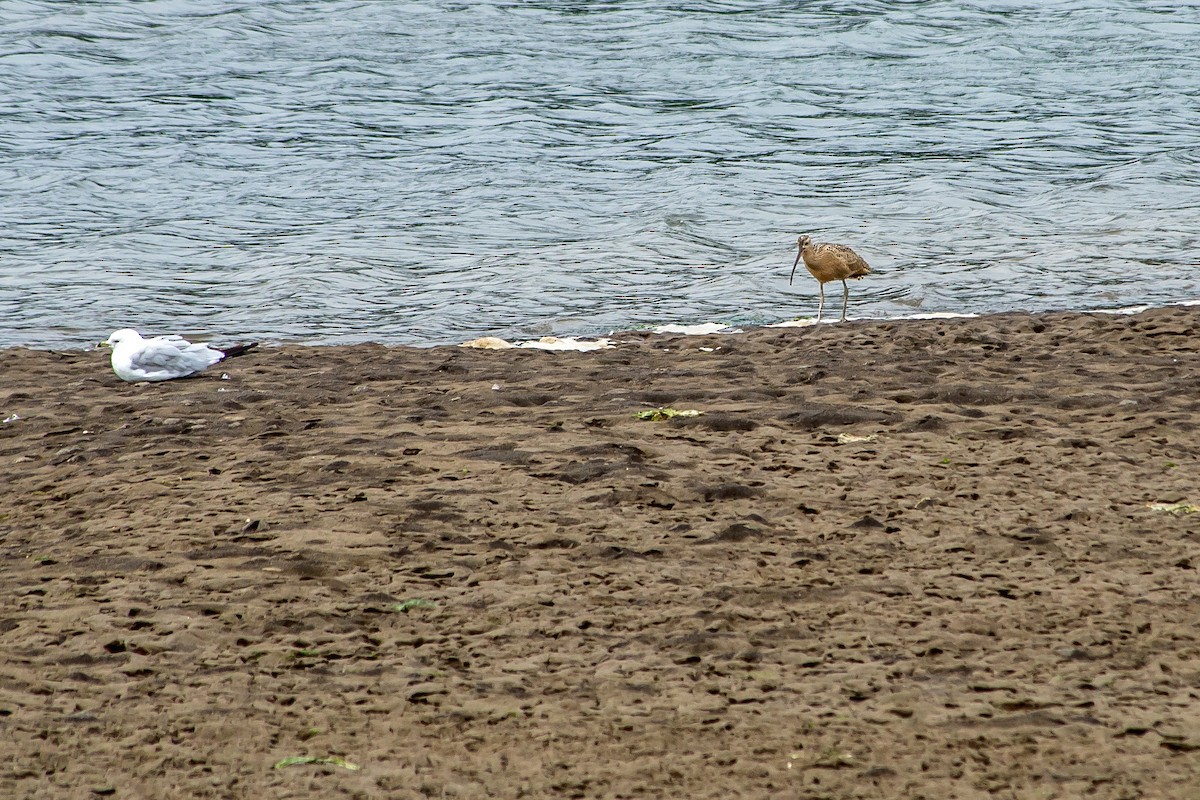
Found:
[103,329,259,382]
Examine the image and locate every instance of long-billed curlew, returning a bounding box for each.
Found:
[789,234,872,322]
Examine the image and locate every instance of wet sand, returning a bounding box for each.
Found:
[3,307,1200,799]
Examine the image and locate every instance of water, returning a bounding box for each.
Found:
[3,1,1199,349]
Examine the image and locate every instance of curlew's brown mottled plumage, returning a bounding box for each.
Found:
[790,234,872,322]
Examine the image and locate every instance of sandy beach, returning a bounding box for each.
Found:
[3,306,1200,799]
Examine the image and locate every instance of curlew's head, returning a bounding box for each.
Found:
[790,235,812,285]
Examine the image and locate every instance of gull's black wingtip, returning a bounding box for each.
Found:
[220,342,259,360]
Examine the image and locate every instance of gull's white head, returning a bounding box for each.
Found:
[104,329,143,348]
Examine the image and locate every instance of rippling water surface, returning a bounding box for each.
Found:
[3,1,1199,348]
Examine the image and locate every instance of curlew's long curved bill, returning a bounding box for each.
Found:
[789,249,803,285]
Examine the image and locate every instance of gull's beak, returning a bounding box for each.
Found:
[98,340,111,348]
[789,249,802,285]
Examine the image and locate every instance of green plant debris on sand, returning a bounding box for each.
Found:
[391,598,437,613]
[274,756,360,771]
[634,407,702,421]
[1148,502,1200,515]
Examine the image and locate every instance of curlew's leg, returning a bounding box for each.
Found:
[815,282,826,322]
[840,279,849,322]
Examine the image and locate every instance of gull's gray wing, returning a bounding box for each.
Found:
[129,338,211,375]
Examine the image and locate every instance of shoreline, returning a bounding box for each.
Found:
[5,300,1196,354]
[3,304,1200,797]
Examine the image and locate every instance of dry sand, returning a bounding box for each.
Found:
[2,307,1200,799]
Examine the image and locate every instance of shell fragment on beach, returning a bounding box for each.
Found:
[634,407,702,421]
[273,756,360,771]
[460,336,614,351]
[460,337,515,350]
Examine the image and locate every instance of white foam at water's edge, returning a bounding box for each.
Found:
[1088,305,1151,315]
[460,303,1198,351]
[651,323,741,335]
[656,303,1195,334]
[58,302,1200,355]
